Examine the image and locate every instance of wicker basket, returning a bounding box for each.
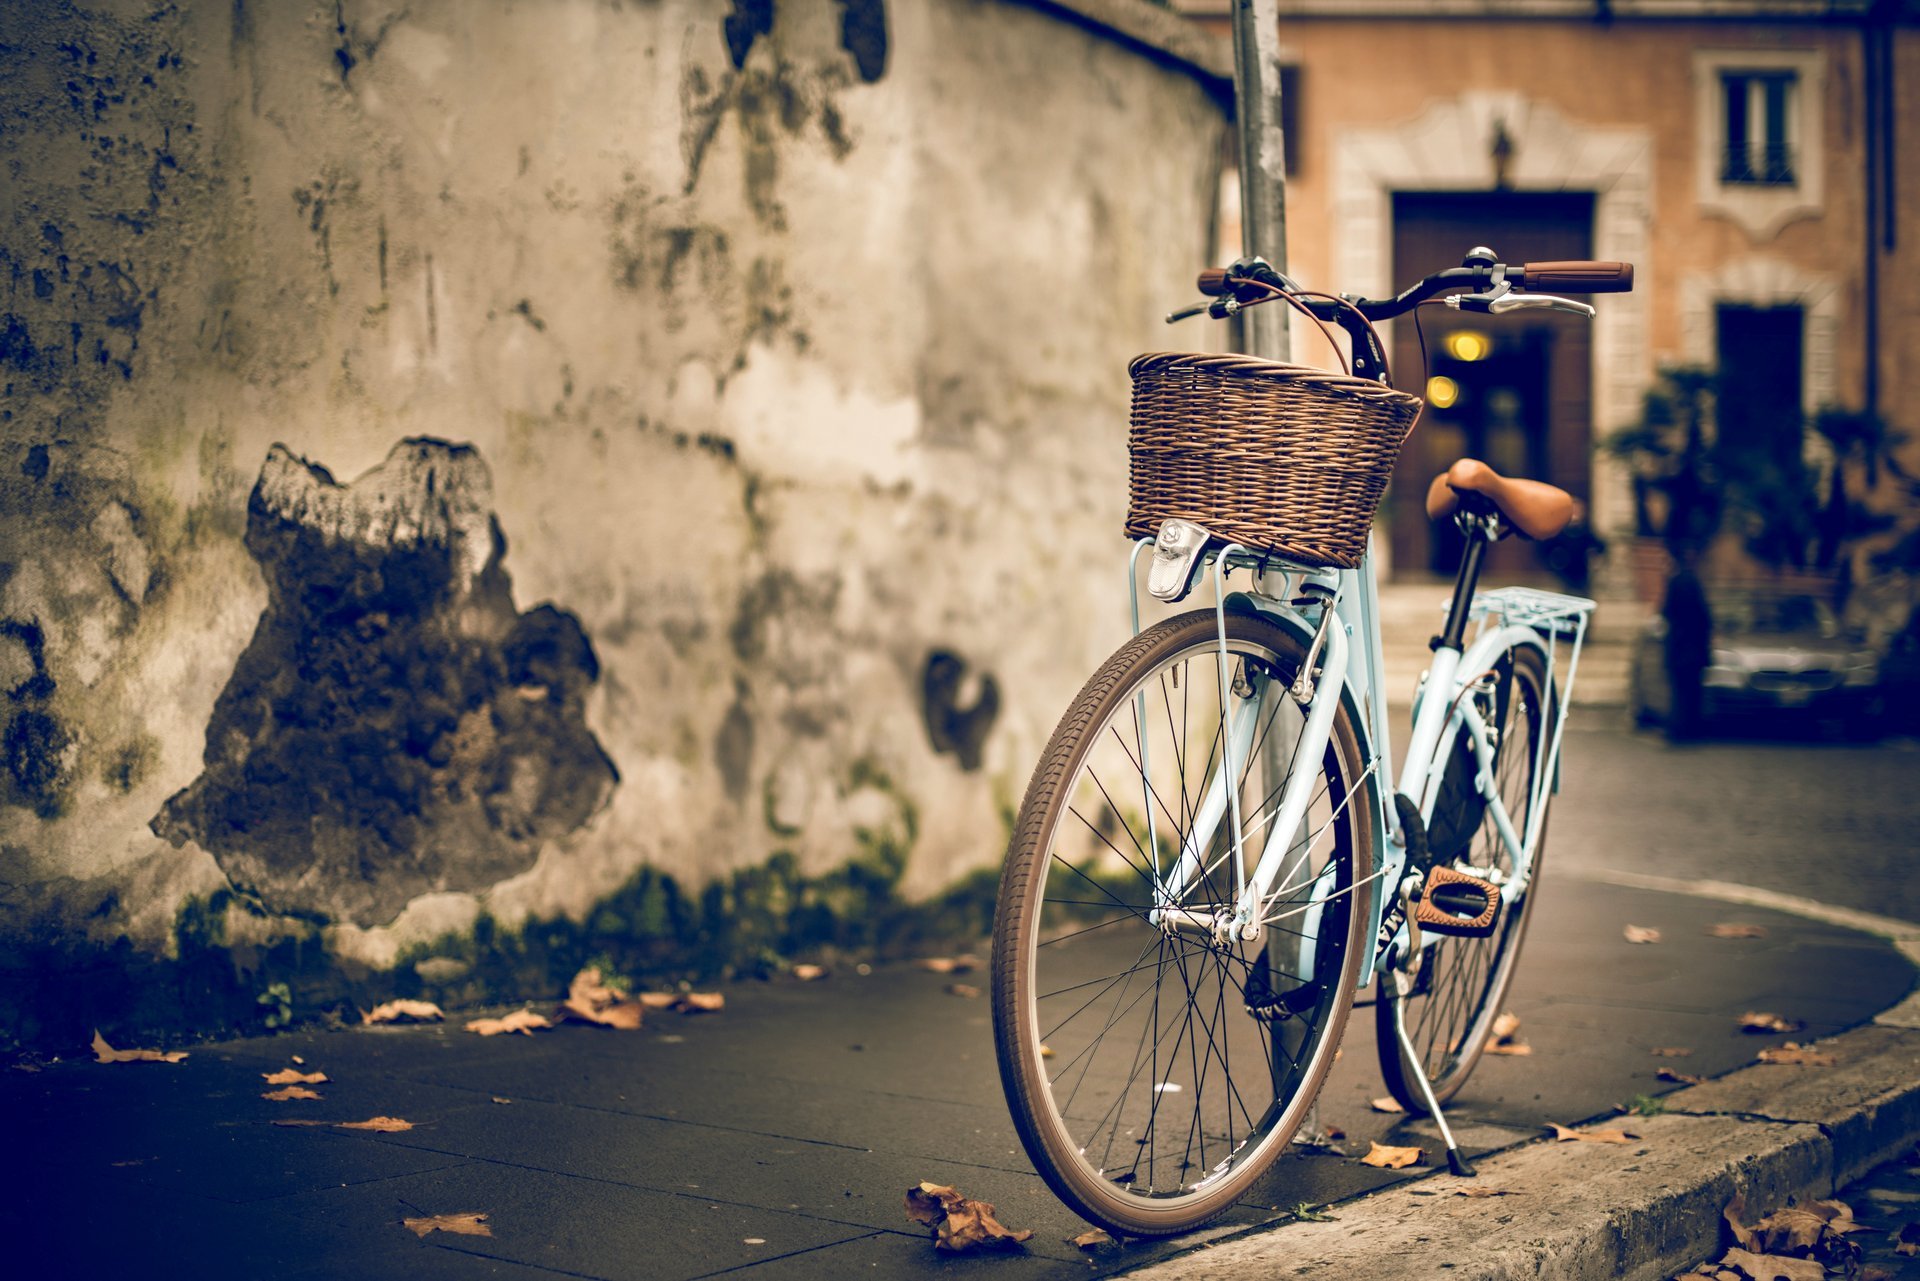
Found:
[1125,352,1424,569]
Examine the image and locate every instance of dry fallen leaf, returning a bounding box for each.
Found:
[1893,1222,1920,1256]
[262,1068,328,1085]
[403,1212,491,1239]
[1708,922,1769,939]
[1483,1011,1530,1055]
[1360,1142,1424,1169]
[492,1097,511,1105]
[791,964,827,981]
[1717,1246,1823,1280]
[1658,1067,1707,1086]
[917,955,981,974]
[1652,1046,1695,1058]
[1369,1096,1405,1114]
[290,1055,305,1064]
[361,999,444,1026]
[464,1009,553,1037]
[1455,1187,1520,1198]
[1069,1229,1113,1249]
[675,992,724,1013]
[91,1031,187,1065]
[1623,924,1662,944]
[1756,1042,1836,1067]
[904,1182,1032,1252]
[1739,1011,1804,1035]
[561,968,644,1030]
[945,983,981,1000]
[261,1085,323,1101]
[1547,1123,1636,1144]
[1724,1193,1755,1251]
[338,1116,413,1132]
[1324,1125,1346,1141]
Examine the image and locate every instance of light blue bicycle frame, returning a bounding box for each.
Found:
[1126,531,1594,990]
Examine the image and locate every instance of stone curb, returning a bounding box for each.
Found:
[1117,1021,1920,1281]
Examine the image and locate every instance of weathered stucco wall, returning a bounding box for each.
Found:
[0,0,1227,1047]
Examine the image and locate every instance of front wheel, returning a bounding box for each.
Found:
[1378,643,1552,1111]
[992,609,1375,1237]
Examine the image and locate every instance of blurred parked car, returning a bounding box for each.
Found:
[1628,591,1884,736]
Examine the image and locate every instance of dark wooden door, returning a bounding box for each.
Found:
[1389,192,1595,582]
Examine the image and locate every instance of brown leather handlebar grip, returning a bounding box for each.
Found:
[1197,267,1231,297]
[1519,261,1634,293]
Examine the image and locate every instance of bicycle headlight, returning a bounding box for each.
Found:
[1147,518,1213,604]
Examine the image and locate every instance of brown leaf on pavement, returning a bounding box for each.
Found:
[1717,1246,1823,1280]
[1861,1266,1895,1281]
[1369,1096,1406,1114]
[561,968,644,1030]
[1547,1123,1637,1144]
[1359,1142,1424,1169]
[674,992,724,1013]
[262,1069,328,1085]
[338,1116,413,1132]
[791,964,827,981]
[1651,1046,1694,1058]
[1739,1012,1804,1035]
[1480,1011,1530,1055]
[1708,923,1769,939]
[917,955,981,974]
[1658,1067,1707,1086]
[361,999,444,1026]
[261,1085,323,1101]
[903,1182,1033,1252]
[1623,924,1662,944]
[945,983,981,999]
[1455,1187,1520,1198]
[1724,1193,1756,1251]
[464,1010,553,1037]
[403,1212,491,1239]
[91,1031,187,1064]
[1755,1042,1835,1066]
[1749,1206,1838,1253]
[1069,1229,1113,1249]
[1894,1222,1920,1256]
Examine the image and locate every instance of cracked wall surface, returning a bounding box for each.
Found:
[0,0,1226,1048]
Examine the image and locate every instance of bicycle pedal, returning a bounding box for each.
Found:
[1412,864,1501,938]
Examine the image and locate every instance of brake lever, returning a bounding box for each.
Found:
[1165,298,1242,324]
[1447,292,1595,319]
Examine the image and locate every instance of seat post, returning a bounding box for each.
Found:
[1433,511,1497,653]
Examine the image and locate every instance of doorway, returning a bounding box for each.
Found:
[1388,192,1597,585]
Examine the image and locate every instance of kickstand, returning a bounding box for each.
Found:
[1388,983,1476,1177]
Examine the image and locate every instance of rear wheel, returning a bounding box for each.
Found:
[992,609,1375,1236]
[1378,643,1551,1111]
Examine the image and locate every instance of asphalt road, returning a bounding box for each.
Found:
[1551,718,1920,926]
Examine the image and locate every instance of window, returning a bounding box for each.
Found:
[1721,72,1796,185]
[1692,49,1824,240]
[1716,304,1804,471]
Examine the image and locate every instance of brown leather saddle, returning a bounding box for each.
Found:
[1423,458,1575,541]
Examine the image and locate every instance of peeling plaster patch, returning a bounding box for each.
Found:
[836,0,888,83]
[922,650,999,772]
[722,0,775,71]
[91,500,150,604]
[151,439,618,927]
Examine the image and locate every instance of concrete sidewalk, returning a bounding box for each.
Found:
[3,878,1914,1281]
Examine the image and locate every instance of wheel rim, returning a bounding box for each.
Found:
[1398,655,1544,1094]
[1013,630,1363,1215]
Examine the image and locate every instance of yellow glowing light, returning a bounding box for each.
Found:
[1445,331,1491,362]
[1426,375,1460,409]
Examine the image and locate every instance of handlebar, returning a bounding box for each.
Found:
[1179,254,1633,325]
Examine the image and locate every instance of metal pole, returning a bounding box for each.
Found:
[1233,0,1333,1152]
[1231,0,1291,361]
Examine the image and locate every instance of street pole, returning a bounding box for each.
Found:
[1231,0,1290,361]
[1233,0,1337,1152]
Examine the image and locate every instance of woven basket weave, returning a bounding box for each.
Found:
[1126,352,1424,569]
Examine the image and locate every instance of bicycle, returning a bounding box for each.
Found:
[989,248,1634,1237]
